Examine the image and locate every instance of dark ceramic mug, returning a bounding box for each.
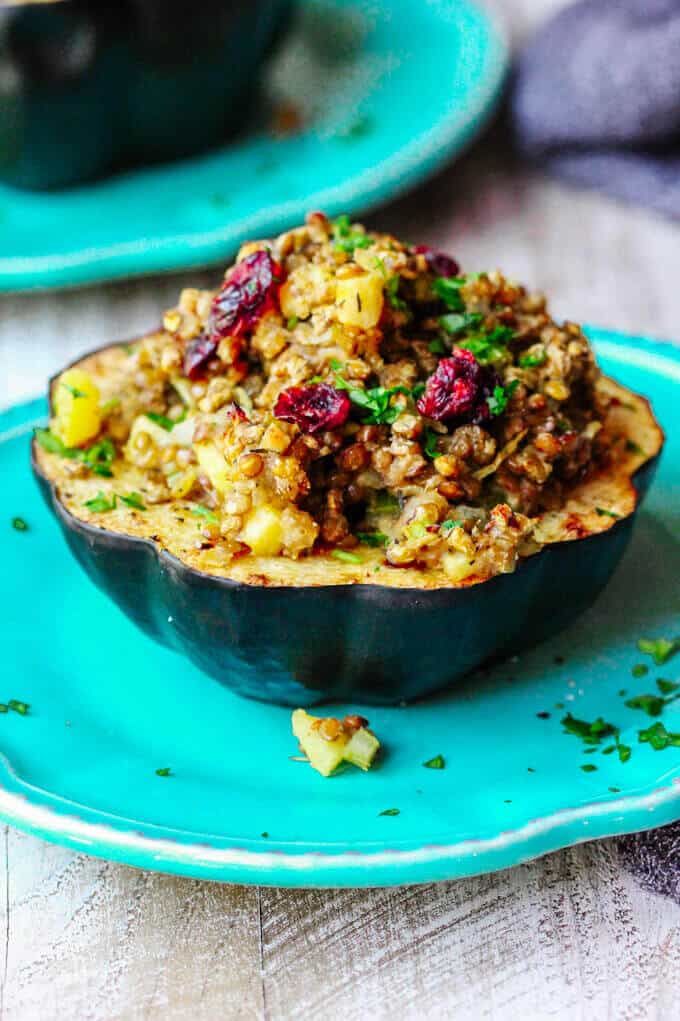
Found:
[0,0,292,190]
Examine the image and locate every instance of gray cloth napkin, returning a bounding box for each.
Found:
[511,0,680,218]
[514,0,680,896]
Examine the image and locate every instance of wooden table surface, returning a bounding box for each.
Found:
[3,2,680,1018]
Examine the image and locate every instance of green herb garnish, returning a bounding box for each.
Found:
[423,755,445,769]
[625,694,666,717]
[639,721,680,751]
[657,679,680,695]
[378,808,400,816]
[119,492,146,511]
[287,316,299,330]
[35,428,116,477]
[595,507,621,519]
[373,491,400,514]
[432,276,467,312]
[146,412,175,431]
[518,349,547,368]
[428,338,447,355]
[618,743,632,763]
[155,767,172,777]
[385,276,408,312]
[356,531,389,548]
[458,326,515,366]
[637,636,680,665]
[333,368,410,426]
[11,517,28,532]
[561,712,618,745]
[8,700,29,716]
[631,664,648,678]
[439,311,483,336]
[84,491,117,513]
[332,214,371,254]
[580,763,598,772]
[60,382,87,399]
[331,549,363,564]
[441,519,462,532]
[423,427,440,459]
[101,397,121,414]
[190,505,219,525]
[487,379,519,417]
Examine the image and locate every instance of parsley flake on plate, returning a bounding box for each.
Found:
[423,755,445,769]
[8,699,29,715]
[378,808,400,817]
[11,517,28,532]
[155,767,172,777]
[637,636,680,666]
[638,721,680,751]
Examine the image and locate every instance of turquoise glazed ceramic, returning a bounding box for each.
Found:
[0,0,508,290]
[0,0,292,190]
[4,328,680,886]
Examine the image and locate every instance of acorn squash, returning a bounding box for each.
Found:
[32,341,662,706]
[31,215,664,705]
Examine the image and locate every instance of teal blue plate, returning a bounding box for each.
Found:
[0,0,507,293]
[4,327,680,887]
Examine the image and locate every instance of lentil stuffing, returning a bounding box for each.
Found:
[43,213,618,584]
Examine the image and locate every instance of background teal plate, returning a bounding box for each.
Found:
[4,328,680,887]
[0,0,507,293]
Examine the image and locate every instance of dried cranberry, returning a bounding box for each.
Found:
[274,383,350,434]
[414,244,460,278]
[417,348,493,422]
[184,335,219,380]
[183,250,283,379]
[210,250,282,340]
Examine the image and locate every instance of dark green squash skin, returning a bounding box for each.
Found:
[32,445,659,707]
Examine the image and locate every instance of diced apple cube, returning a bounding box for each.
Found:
[240,505,284,556]
[336,271,384,329]
[53,369,101,447]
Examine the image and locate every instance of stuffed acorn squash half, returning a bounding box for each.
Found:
[33,214,663,705]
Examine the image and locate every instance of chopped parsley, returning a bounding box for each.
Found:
[146,412,175,431]
[332,363,411,426]
[657,679,679,695]
[8,699,29,716]
[0,705,7,714]
[580,763,598,772]
[432,276,467,312]
[286,316,299,331]
[101,397,121,414]
[190,505,219,525]
[155,767,172,777]
[638,721,680,751]
[561,712,618,745]
[423,755,445,769]
[11,517,28,532]
[609,787,621,794]
[625,694,666,717]
[423,427,441,459]
[458,325,515,366]
[441,519,462,532]
[356,531,389,548]
[84,491,117,513]
[637,636,680,665]
[631,664,648,678]
[518,349,547,369]
[331,549,363,564]
[119,492,146,511]
[385,276,408,312]
[487,380,519,417]
[378,808,400,817]
[439,311,483,336]
[618,744,632,763]
[373,491,400,514]
[35,429,118,479]
[595,507,620,519]
[518,349,547,368]
[60,382,87,399]
[428,338,447,355]
[332,214,371,253]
